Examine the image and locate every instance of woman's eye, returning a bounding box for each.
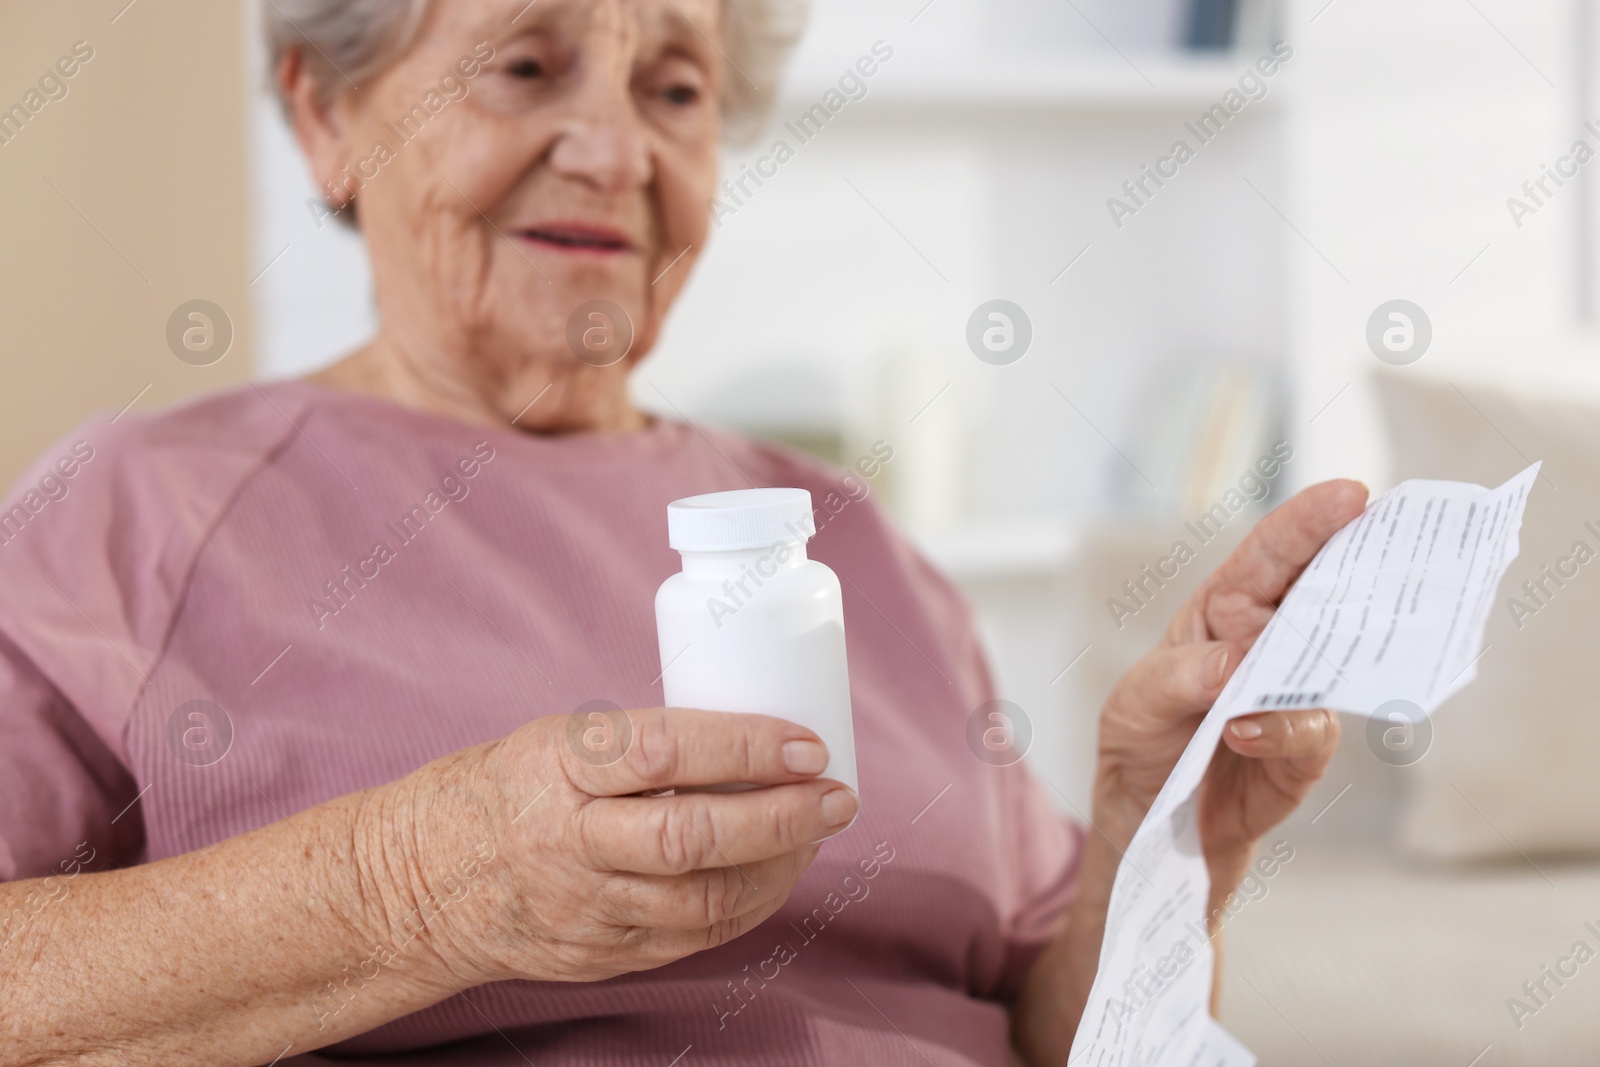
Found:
[661,84,699,106]
[506,57,544,79]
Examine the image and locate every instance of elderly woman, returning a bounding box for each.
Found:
[0,0,1362,1063]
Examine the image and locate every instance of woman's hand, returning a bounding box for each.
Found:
[365,706,859,988]
[0,707,851,1065]
[1012,479,1367,1066]
[1093,478,1367,864]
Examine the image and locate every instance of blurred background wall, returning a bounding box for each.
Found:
[0,0,250,486]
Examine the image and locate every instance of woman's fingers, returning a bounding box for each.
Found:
[1222,708,1340,764]
[595,849,817,931]
[576,780,858,875]
[1178,480,1368,644]
[1105,640,1234,729]
[1215,480,1368,601]
[465,709,848,985]
[560,706,830,797]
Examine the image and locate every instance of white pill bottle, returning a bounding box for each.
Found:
[655,487,858,794]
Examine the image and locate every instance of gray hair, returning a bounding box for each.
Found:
[264,0,807,143]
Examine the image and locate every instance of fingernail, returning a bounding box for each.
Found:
[1208,647,1230,687]
[1231,719,1263,740]
[821,787,859,827]
[782,739,828,775]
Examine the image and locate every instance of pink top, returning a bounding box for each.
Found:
[0,381,1082,1066]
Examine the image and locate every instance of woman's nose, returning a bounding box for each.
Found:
[547,88,653,194]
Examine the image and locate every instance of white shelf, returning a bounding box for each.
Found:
[908,516,1081,581]
[776,52,1279,115]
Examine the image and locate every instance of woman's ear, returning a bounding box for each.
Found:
[277,49,354,213]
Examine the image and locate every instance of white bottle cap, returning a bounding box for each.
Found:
[667,487,816,552]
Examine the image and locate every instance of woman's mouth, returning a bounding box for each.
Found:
[516,224,634,255]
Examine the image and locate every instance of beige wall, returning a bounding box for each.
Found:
[0,0,250,487]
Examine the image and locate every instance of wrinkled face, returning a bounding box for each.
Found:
[314,0,722,381]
